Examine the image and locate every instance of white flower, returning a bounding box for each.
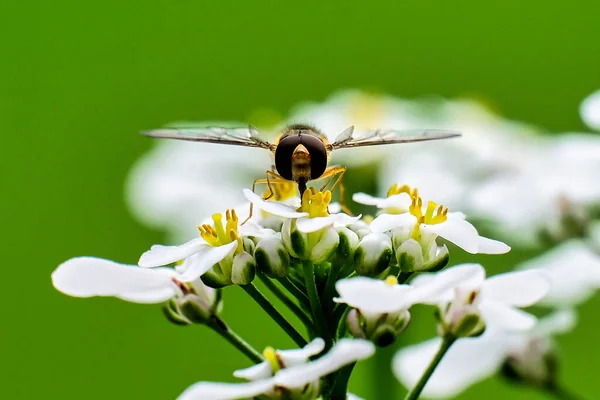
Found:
[138,209,266,284]
[413,264,549,332]
[580,89,600,130]
[177,338,375,400]
[370,194,510,255]
[467,133,600,245]
[51,256,215,305]
[352,183,414,215]
[392,309,576,398]
[516,240,600,306]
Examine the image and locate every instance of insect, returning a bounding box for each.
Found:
[141,124,460,215]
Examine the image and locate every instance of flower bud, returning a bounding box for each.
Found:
[437,289,485,338]
[178,293,214,324]
[162,298,190,326]
[336,226,360,260]
[397,239,424,272]
[254,237,290,278]
[310,226,340,264]
[231,251,256,285]
[347,308,411,347]
[354,233,393,276]
[501,337,558,389]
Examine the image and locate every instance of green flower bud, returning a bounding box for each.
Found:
[231,251,256,285]
[162,298,190,326]
[397,239,424,272]
[255,237,290,278]
[347,308,411,347]
[310,226,340,264]
[178,293,214,324]
[336,226,360,260]
[355,233,393,276]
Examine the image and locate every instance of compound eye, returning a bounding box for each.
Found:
[274,135,300,180]
[300,135,327,179]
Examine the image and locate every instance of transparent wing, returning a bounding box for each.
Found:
[329,127,461,150]
[141,125,275,151]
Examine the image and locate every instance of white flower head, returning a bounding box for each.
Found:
[138,209,264,285]
[393,309,576,398]
[52,256,216,307]
[370,193,510,255]
[516,240,600,306]
[178,338,375,400]
[353,184,417,215]
[413,264,550,333]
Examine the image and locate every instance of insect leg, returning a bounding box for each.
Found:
[318,166,353,215]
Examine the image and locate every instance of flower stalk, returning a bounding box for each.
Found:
[302,259,333,346]
[404,334,457,400]
[207,317,264,364]
[241,282,307,347]
[258,273,315,331]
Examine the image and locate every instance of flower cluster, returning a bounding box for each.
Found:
[59,170,600,399]
[52,89,600,400]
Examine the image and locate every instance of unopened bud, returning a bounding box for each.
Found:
[397,239,424,272]
[355,233,393,276]
[310,226,340,264]
[347,221,372,240]
[501,338,558,389]
[162,298,190,326]
[231,251,256,285]
[336,226,360,260]
[255,237,290,278]
[437,289,485,338]
[347,308,411,347]
[178,293,214,324]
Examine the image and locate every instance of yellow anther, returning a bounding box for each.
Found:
[299,187,332,218]
[197,209,241,247]
[408,196,448,240]
[409,196,424,219]
[263,181,297,201]
[263,346,280,373]
[387,184,412,197]
[229,230,243,255]
[385,276,398,286]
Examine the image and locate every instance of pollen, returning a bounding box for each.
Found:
[299,187,332,218]
[385,276,398,286]
[197,209,241,250]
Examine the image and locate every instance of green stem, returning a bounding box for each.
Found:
[329,362,357,400]
[404,335,456,400]
[208,317,263,363]
[241,283,307,347]
[545,384,587,400]
[278,276,310,308]
[258,274,315,331]
[302,259,333,346]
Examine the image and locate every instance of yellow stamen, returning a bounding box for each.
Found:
[387,184,418,198]
[197,209,242,248]
[408,196,448,240]
[385,276,398,286]
[299,187,331,218]
[263,346,280,373]
[262,180,297,202]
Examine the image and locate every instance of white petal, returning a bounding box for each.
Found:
[411,263,486,304]
[352,192,384,206]
[243,189,308,218]
[535,309,577,337]
[177,379,275,400]
[482,270,549,307]
[517,240,600,306]
[580,89,600,130]
[178,241,238,282]
[370,213,416,233]
[424,215,480,254]
[296,215,342,233]
[233,362,272,381]
[274,339,375,388]
[347,394,365,400]
[477,236,511,254]
[393,334,507,398]
[52,257,178,303]
[278,338,326,367]
[480,301,537,331]
[378,193,412,211]
[335,277,415,313]
[328,202,342,214]
[138,238,207,268]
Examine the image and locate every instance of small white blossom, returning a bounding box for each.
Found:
[52,257,215,305]
[370,195,510,255]
[516,240,600,306]
[412,264,549,332]
[178,338,375,400]
[392,310,576,398]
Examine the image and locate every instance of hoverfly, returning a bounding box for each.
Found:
[141,124,460,216]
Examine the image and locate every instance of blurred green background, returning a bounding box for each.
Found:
[3,0,600,399]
